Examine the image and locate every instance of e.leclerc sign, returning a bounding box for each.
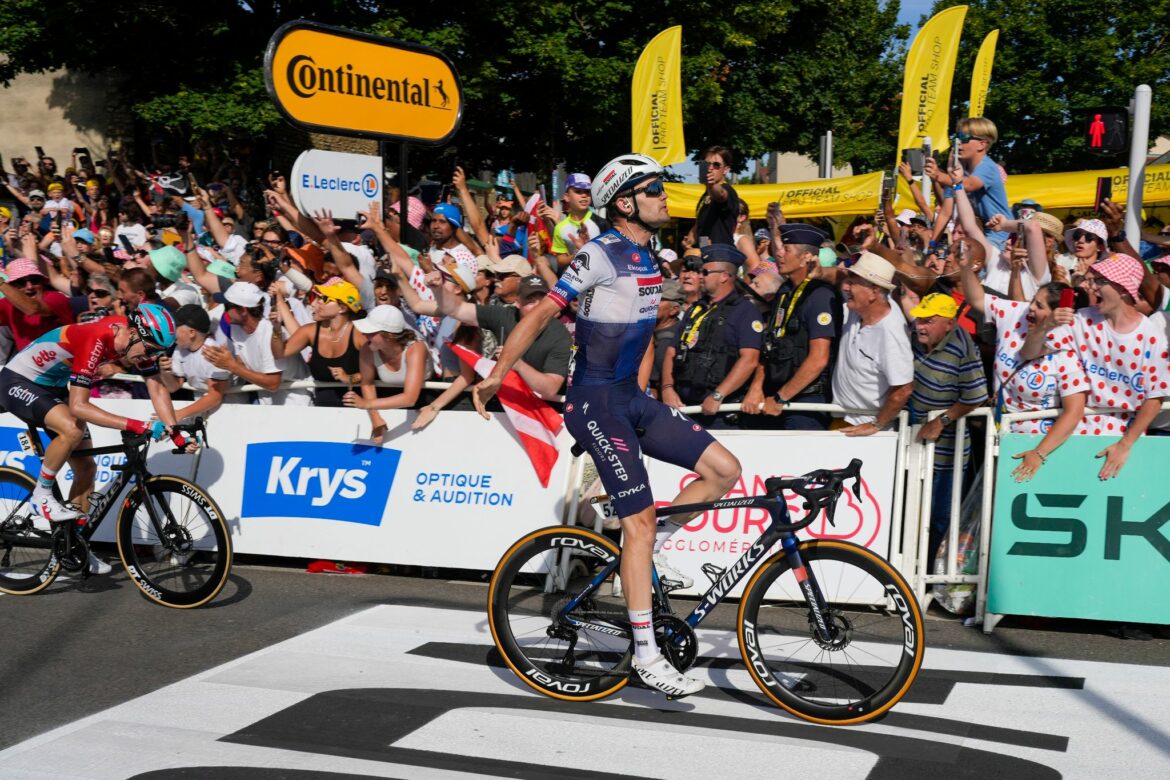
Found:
[290,149,381,222]
[265,21,462,145]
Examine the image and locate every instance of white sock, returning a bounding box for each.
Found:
[629,608,658,662]
[653,520,679,554]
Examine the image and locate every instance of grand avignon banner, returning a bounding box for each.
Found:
[969,29,999,118]
[632,26,686,166]
[896,5,967,159]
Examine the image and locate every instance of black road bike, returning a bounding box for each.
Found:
[0,419,231,608]
[488,458,925,725]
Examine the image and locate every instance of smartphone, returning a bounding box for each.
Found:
[118,235,134,253]
[1059,288,1075,310]
[73,147,89,156]
[949,138,960,172]
[1094,176,1112,213]
[880,173,895,202]
[35,146,45,160]
[901,148,925,177]
[188,172,199,193]
[698,160,710,187]
[438,184,451,203]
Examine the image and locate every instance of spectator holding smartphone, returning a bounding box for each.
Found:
[924,117,1012,250]
[687,146,740,249]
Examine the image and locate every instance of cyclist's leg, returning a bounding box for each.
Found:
[65,425,96,512]
[636,395,741,522]
[0,372,85,520]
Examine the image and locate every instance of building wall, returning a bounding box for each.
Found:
[0,69,130,166]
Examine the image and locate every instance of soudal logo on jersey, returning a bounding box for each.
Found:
[637,274,664,297]
[242,441,400,524]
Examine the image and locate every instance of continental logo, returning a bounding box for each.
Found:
[265,21,462,145]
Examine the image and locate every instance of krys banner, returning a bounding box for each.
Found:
[265,20,463,145]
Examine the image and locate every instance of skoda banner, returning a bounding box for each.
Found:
[290,149,382,221]
[989,433,1170,625]
[265,20,462,145]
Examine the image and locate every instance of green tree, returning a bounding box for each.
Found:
[929,0,1170,173]
[0,1,907,175]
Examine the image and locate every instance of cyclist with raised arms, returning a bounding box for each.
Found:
[473,154,741,697]
[0,304,191,547]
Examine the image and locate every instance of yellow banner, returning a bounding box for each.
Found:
[665,172,884,220]
[1007,165,1170,209]
[968,29,998,118]
[265,21,462,145]
[631,26,686,166]
[896,5,967,159]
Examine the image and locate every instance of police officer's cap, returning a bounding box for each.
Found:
[699,243,746,267]
[778,223,829,246]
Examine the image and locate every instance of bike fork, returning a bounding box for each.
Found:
[780,535,836,643]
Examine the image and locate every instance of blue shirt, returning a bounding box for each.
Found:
[945,156,1012,250]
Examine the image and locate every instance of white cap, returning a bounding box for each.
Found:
[355,304,406,334]
[223,281,265,308]
[895,208,917,226]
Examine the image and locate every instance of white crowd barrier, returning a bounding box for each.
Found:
[11,377,1166,632]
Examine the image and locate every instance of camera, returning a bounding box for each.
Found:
[151,212,189,230]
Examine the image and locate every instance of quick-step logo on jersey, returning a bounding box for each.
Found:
[241,442,400,524]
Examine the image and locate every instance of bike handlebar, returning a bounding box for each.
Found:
[120,418,208,454]
[765,458,863,527]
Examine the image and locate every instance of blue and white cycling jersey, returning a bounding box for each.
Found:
[548,230,662,386]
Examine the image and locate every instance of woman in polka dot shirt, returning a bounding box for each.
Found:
[1021,254,1170,480]
[960,253,1089,481]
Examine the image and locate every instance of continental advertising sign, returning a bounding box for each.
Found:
[989,434,1170,624]
[264,21,462,145]
[665,171,883,220]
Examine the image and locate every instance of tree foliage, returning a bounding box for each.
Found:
[0,1,908,173]
[930,0,1170,173]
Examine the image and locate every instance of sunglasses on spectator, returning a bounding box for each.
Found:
[706,161,726,169]
[87,288,112,297]
[1071,230,1100,243]
[630,180,666,198]
[699,268,729,277]
[955,132,986,143]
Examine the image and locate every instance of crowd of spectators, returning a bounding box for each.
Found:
[3,125,1170,568]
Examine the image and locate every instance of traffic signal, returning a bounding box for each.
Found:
[1084,108,1128,154]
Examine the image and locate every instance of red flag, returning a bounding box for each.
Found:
[449,343,563,488]
[524,191,553,257]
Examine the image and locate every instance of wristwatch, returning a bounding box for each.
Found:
[938,413,954,427]
[775,393,790,405]
[711,391,725,403]
[1108,230,1127,242]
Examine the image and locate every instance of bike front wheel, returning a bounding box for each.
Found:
[116,476,232,608]
[488,526,631,701]
[0,466,61,595]
[737,539,924,725]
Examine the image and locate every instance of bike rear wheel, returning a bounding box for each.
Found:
[737,539,924,725]
[116,476,232,608]
[0,467,61,595]
[488,526,631,701]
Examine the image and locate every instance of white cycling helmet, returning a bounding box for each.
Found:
[592,153,663,207]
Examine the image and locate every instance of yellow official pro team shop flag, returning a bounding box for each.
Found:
[969,29,999,119]
[632,26,686,166]
[895,5,968,159]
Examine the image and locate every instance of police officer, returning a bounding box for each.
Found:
[744,223,841,430]
[661,244,764,428]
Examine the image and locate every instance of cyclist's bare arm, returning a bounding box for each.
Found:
[144,374,180,427]
[67,384,136,430]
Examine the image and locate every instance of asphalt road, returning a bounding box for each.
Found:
[2,548,1167,752]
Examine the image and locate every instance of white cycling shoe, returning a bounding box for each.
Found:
[87,551,112,576]
[633,653,705,698]
[30,495,81,531]
[653,553,693,592]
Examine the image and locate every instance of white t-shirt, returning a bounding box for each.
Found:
[1048,307,1170,435]
[163,279,204,308]
[985,294,1088,435]
[115,222,149,249]
[832,304,914,425]
[981,245,1050,300]
[171,329,232,394]
[227,317,313,406]
[341,241,377,280]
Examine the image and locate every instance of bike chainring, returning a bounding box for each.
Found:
[53,530,89,574]
[655,614,698,672]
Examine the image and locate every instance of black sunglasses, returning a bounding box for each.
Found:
[87,288,112,297]
[1071,229,1100,243]
[630,180,666,198]
[699,268,729,277]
